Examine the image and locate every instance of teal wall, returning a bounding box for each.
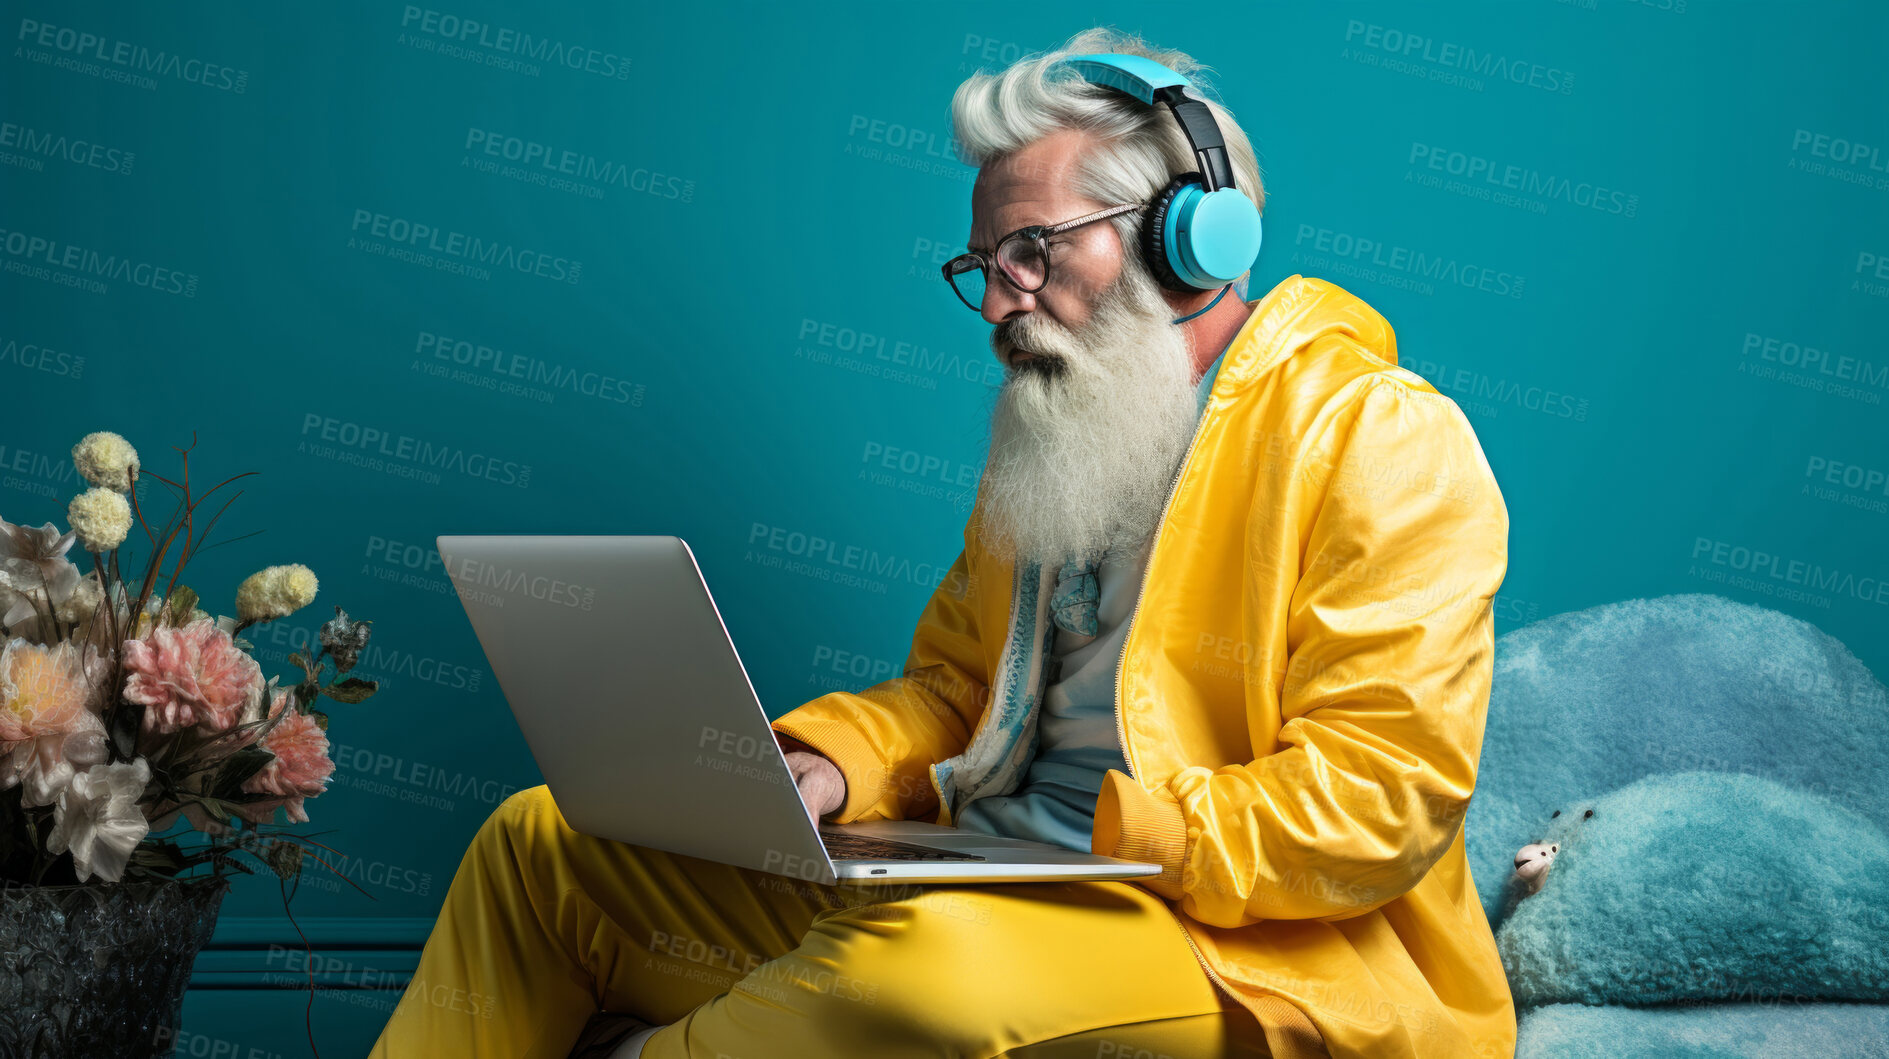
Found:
[3,1,1883,1054]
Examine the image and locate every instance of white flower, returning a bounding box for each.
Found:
[0,582,19,635]
[70,432,140,492]
[53,570,105,624]
[67,489,132,552]
[48,757,152,883]
[1,726,108,807]
[235,564,318,623]
[0,519,80,630]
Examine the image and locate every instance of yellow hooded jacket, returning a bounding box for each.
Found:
[770,274,1516,1059]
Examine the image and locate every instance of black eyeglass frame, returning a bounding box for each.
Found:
[940,202,1145,311]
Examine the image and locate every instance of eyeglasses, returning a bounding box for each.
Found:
[940,203,1145,312]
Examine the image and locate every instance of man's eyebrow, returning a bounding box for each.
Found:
[965,220,1039,255]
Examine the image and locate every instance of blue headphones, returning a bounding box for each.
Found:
[1057,53,1263,298]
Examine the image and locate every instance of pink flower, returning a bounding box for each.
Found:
[122,618,263,737]
[237,692,334,824]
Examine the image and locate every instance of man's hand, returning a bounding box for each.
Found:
[784,751,845,819]
[777,734,846,819]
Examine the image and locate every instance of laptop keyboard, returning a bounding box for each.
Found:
[818,828,986,862]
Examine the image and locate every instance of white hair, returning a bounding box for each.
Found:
[949,26,1266,299]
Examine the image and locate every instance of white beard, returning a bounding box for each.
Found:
[977,261,1201,569]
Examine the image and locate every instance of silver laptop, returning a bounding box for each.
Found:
[436,534,1163,887]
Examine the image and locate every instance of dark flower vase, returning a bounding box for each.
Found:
[0,876,229,1058]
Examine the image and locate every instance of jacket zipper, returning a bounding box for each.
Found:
[1112,384,1244,1008]
[1174,912,1240,1008]
[1113,384,1216,780]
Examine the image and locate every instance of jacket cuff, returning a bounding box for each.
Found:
[1091,769,1188,900]
[770,712,895,823]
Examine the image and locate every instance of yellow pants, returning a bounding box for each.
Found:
[370,785,1271,1058]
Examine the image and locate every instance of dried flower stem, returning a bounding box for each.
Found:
[90,550,118,653]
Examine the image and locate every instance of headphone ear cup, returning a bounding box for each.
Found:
[1139,172,1205,293]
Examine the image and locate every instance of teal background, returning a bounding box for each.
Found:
[2,0,1884,1054]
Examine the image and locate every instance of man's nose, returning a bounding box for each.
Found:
[980,275,1037,326]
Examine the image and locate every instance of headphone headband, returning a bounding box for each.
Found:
[1060,54,1236,193]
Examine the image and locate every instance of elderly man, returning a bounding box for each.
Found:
[372,27,1514,1059]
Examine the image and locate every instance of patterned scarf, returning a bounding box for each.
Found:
[1048,556,1101,637]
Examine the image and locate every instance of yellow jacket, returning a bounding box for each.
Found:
[771,274,1516,1059]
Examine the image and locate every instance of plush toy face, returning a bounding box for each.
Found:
[1511,842,1556,893]
[1511,807,1592,896]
